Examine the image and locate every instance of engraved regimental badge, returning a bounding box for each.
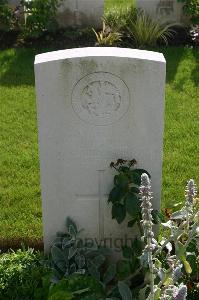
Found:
[72,72,130,125]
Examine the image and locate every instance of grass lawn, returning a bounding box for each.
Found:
[0,46,198,244]
[105,0,135,10]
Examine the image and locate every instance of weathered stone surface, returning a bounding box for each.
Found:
[137,0,188,24]
[7,0,104,28]
[34,47,166,251]
[57,0,104,28]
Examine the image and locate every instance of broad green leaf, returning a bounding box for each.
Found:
[103,264,116,285]
[125,193,141,217]
[118,281,132,300]
[133,169,151,178]
[127,219,137,227]
[112,203,126,224]
[176,241,186,262]
[154,258,162,269]
[117,260,131,280]
[130,186,140,194]
[53,237,63,247]
[87,259,100,281]
[51,245,66,264]
[108,186,125,204]
[171,209,187,220]
[62,237,73,248]
[68,246,77,259]
[138,285,148,300]
[131,238,142,256]
[75,254,85,268]
[129,170,141,185]
[69,263,76,274]
[129,169,150,186]
[122,246,133,259]
[183,260,192,274]
[69,224,77,237]
[118,166,130,173]
[163,275,173,287]
[93,254,106,268]
[115,173,129,189]
[51,246,68,273]
[131,255,140,272]
[48,290,73,300]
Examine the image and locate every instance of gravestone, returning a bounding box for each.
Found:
[57,0,104,28]
[7,0,104,28]
[136,0,187,24]
[34,47,166,252]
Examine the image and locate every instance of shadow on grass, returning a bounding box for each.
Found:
[0,48,47,87]
[1,46,198,89]
[160,47,185,84]
[160,47,199,88]
[191,48,199,87]
[0,238,44,252]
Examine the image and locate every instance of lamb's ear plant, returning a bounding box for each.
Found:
[50,217,111,283]
[139,174,199,300]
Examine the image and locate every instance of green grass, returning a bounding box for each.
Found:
[105,0,135,10]
[161,47,199,210]
[0,49,42,241]
[0,46,198,242]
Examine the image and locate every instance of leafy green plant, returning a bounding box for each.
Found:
[127,10,176,48]
[0,247,50,300]
[49,217,135,299]
[50,217,112,282]
[0,0,12,30]
[20,0,62,38]
[93,22,122,46]
[139,174,199,300]
[108,159,163,232]
[178,0,199,24]
[48,274,105,300]
[103,3,137,32]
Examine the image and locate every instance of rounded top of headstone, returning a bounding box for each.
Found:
[34,47,166,65]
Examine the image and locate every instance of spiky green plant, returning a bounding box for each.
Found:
[127,10,176,48]
[93,22,122,46]
[103,3,137,31]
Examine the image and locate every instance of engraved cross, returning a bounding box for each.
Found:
[76,170,107,240]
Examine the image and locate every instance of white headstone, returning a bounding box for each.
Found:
[57,0,104,28]
[136,0,187,24]
[34,47,166,252]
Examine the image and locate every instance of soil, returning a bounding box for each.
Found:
[0,26,197,51]
[0,28,96,50]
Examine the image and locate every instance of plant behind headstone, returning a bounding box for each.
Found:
[20,0,63,38]
[127,10,177,48]
[178,0,199,24]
